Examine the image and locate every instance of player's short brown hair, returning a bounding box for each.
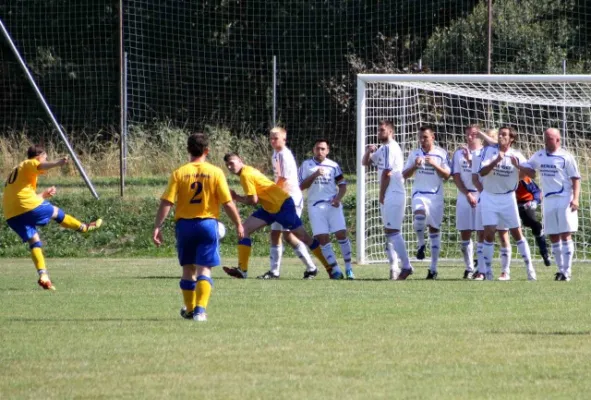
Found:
[223,152,241,163]
[378,120,394,131]
[499,126,517,143]
[27,145,46,159]
[313,138,330,148]
[187,133,209,157]
[419,126,434,135]
[465,123,480,131]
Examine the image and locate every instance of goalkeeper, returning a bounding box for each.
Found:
[516,172,551,266]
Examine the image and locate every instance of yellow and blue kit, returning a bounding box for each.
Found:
[161,161,232,267]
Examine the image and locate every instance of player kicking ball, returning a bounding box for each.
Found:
[402,126,451,280]
[3,145,103,290]
[299,139,355,279]
[222,153,342,279]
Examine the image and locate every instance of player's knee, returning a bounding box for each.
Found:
[54,208,66,223]
[334,230,347,241]
[29,241,42,249]
[315,234,330,245]
[413,214,426,231]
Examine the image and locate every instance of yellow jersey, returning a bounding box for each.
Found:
[239,165,289,213]
[161,161,232,221]
[3,159,46,219]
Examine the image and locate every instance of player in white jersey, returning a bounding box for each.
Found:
[478,126,537,281]
[257,127,327,280]
[451,125,482,279]
[519,128,580,281]
[299,139,355,279]
[402,126,451,280]
[362,120,414,280]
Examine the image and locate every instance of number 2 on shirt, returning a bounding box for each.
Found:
[190,181,203,204]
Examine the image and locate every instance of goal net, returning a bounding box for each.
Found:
[357,74,591,264]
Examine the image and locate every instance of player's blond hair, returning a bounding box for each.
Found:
[270,126,287,139]
[486,128,498,141]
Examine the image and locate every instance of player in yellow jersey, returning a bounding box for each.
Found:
[153,133,243,322]
[3,145,103,290]
[222,152,343,279]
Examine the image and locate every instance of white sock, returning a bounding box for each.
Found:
[293,242,317,272]
[461,239,474,272]
[561,240,574,277]
[477,242,486,274]
[429,233,441,272]
[516,239,535,276]
[388,232,412,270]
[320,243,340,270]
[385,242,399,271]
[551,242,563,274]
[483,241,494,275]
[413,214,426,247]
[270,245,283,276]
[338,239,353,272]
[500,246,511,275]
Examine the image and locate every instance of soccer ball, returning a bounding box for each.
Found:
[217,221,226,240]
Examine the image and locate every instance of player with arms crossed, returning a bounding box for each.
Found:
[478,126,537,281]
[153,133,243,322]
[402,126,451,280]
[259,127,320,279]
[299,139,355,280]
[362,120,413,280]
[451,125,482,279]
[518,128,580,281]
[222,153,341,279]
[3,145,102,290]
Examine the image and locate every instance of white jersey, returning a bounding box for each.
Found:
[479,146,526,194]
[369,140,405,195]
[298,157,345,206]
[451,147,480,192]
[272,147,302,202]
[524,148,580,200]
[404,146,450,196]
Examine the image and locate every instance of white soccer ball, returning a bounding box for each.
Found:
[217,221,226,240]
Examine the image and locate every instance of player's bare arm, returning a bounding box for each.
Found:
[515,162,536,178]
[222,201,245,240]
[478,130,498,145]
[233,192,258,206]
[426,156,450,179]
[275,176,288,191]
[471,174,483,193]
[38,186,57,200]
[299,168,322,190]
[361,144,377,167]
[332,178,347,207]
[153,199,174,246]
[571,177,581,211]
[452,174,476,207]
[479,152,504,176]
[38,156,69,171]
[402,157,422,179]
[379,169,390,205]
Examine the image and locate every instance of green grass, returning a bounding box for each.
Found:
[1,258,591,399]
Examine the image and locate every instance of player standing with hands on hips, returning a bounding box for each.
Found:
[299,139,355,279]
[518,128,580,281]
[362,120,414,280]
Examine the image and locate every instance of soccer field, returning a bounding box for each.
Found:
[1,258,591,399]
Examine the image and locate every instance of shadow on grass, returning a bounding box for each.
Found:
[489,330,591,336]
[6,317,170,322]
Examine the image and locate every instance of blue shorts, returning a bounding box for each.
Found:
[6,201,55,242]
[175,218,220,267]
[251,197,302,230]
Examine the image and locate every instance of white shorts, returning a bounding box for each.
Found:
[412,194,444,229]
[380,193,406,231]
[480,191,520,229]
[475,197,507,231]
[271,196,303,231]
[543,196,578,235]
[456,192,479,231]
[307,202,347,236]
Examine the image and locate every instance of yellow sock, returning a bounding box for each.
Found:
[196,277,213,313]
[31,247,46,272]
[60,214,83,231]
[311,246,332,272]
[180,279,197,312]
[238,238,252,272]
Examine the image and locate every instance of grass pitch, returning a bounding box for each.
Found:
[1,258,591,399]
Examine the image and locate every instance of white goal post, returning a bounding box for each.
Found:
[356,74,591,265]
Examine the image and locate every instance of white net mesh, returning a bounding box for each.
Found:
[358,76,591,264]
